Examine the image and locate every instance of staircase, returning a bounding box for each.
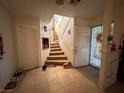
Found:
[45,41,69,65]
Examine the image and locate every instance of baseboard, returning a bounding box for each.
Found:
[22,66,40,72]
[74,65,89,68]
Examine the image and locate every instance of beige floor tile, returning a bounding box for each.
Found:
[48,78,63,92]
[19,80,34,90]
[3,89,17,93]
[18,86,34,93]
[48,77,63,92]
[88,87,105,93]
[35,74,47,81]
[47,73,58,81]
[59,75,74,86]
[3,66,124,93]
[76,78,96,93]
[46,68,57,74]
[49,84,63,93]
[64,84,87,93]
[34,84,49,93]
[57,70,67,77]
[51,88,66,93]
[48,77,60,85]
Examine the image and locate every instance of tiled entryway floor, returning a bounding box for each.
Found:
[3,66,124,93]
[77,66,99,85]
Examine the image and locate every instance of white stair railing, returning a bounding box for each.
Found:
[59,17,71,41]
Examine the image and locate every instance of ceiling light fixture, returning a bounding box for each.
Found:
[55,0,81,6]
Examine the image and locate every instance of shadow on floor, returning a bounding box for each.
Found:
[76,66,124,93]
[76,66,99,85]
[105,82,124,93]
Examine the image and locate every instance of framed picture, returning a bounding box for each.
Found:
[43,25,47,32]
[0,34,4,60]
[42,37,49,50]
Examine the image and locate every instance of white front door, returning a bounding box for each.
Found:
[74,26,90,67]
[17,25,38,71]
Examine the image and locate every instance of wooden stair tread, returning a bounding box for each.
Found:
[50,51,64,53]
[48,55,67,57]
[50,52,64,56]
[50,46,60,48]
[45,41,70,65]
[50,48,61,49]
[45,60,69,65]
[46,60,69,62]
[50,43,59,45]
[50,45,60,46]
[50,48,62,51]
[47,55,67,60]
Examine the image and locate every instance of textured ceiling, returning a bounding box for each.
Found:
[0,0,104,23]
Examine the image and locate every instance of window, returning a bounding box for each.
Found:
[89,25,103,69]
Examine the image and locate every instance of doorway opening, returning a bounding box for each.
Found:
[89,25,103,69]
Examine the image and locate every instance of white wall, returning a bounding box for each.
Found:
[59,17,71,39]
[40,21,50,66]
[59,17,74,65]
[102,1,124,88]
[88,15,103,27]
[58,16,90,67]
[87,1,124,89]
[0,5,16,89]
[114,3,124,46]
[49,18,54,42]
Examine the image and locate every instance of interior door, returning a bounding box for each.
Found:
[17,25,38,71]
[74,26,90,67]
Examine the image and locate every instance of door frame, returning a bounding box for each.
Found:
[73,26,90,67]
[89,24,103,70]
[16,24,42,71]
